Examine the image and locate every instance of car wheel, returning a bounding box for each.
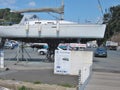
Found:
[40,51,44,55]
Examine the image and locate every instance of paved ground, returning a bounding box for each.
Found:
[93,50,120,72]
[2,61,120,90]
[0,47,78,87]
[85,49,120,90]
[86,71,120,90]
[0,47,120,90]
[1,61,78,86]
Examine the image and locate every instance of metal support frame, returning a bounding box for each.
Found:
[14,42,31,64]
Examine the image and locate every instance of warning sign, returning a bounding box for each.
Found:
[54,50,71,75]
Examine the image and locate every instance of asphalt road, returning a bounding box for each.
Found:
[93,49,120,72]
[86,48,120,90]
[0,47,120,89]
[1,47,78,87]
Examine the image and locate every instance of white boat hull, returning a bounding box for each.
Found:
[0,24,106,38]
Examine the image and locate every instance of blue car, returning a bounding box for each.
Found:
[94,47,107,57]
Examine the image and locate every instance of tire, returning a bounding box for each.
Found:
[40,51,44,55]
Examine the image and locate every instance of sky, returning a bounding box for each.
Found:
[0,0,119,23]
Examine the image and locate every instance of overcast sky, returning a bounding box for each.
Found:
[0,0,119,23]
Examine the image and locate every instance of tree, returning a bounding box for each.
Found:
[0,8,23,24]
[103,5,120,40]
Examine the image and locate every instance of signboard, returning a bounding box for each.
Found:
[54,50,93,90]
[54,50,71,75]
[54,50,93,76]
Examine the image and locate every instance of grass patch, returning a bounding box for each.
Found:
[19,86,28,90]
[58,83,74,88]
[33,81,41,84]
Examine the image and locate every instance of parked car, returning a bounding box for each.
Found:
[9,40,19,48]
[37,43,49,55]
[4,42,13,49]
[94,47,107,57]
[4,40,19,49]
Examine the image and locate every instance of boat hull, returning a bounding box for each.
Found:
[0,24,106,38]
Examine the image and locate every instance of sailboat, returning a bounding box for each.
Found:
[0,1,106,39]
[0,1,106,54]
[0,1,106,62]
[0,14,106,39]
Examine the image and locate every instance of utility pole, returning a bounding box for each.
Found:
[60,0,64,20]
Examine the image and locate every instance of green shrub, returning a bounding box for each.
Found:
[59,83,73,88]
[33,81,41,84]
[19,86,28,90]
